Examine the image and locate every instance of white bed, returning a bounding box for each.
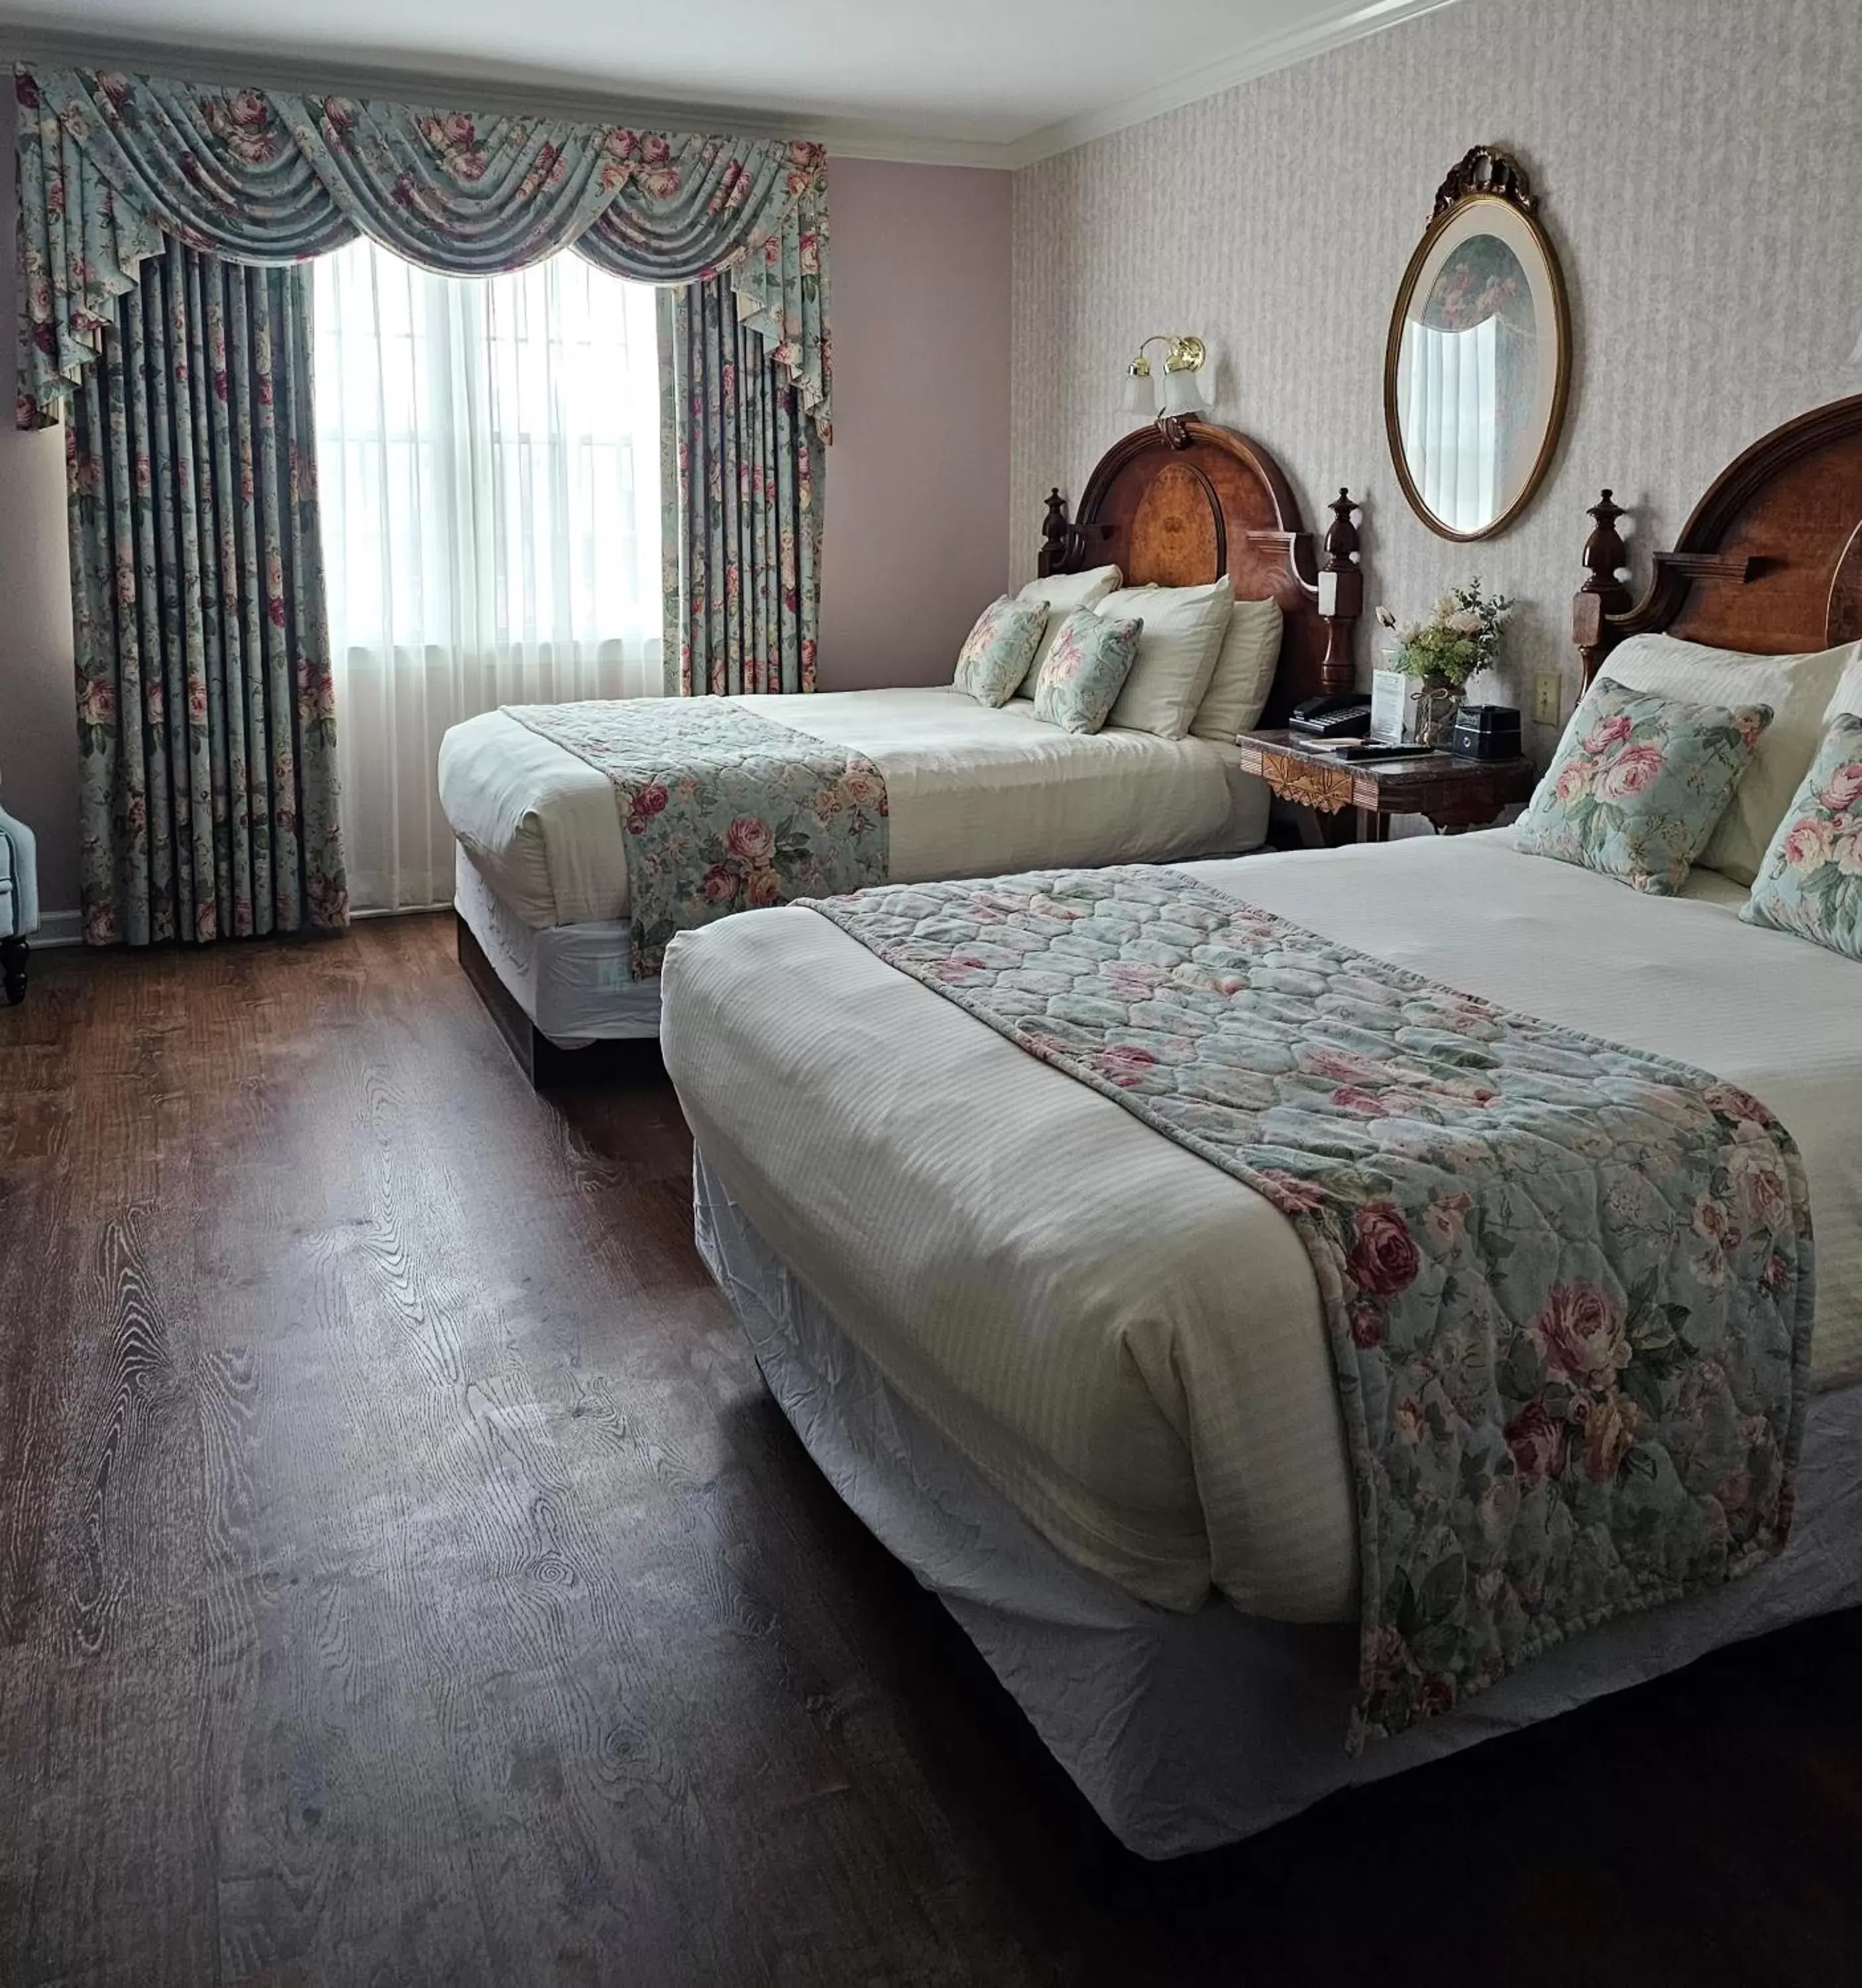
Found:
[440,419,1368,1061]
[443,686,1270,1042]
[661,828,1862,1848]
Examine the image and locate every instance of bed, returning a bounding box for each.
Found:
[660,394,1862,1854]
[441,418,1365,1081]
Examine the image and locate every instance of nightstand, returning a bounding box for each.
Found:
[1234,730,1538,846]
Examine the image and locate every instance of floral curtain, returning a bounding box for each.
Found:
[660,276,825,696]
[15,68,831,440]
[66,237,347,944]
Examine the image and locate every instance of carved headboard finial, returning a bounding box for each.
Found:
[1038,487,1071,578]
[1573,488,1634,687]
[1314,488,1364,694]
[1431,144,1537,219]
[1323,488,1361,572]
[1581,489,1629,586]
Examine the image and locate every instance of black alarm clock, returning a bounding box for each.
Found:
[1451,705,1523,761]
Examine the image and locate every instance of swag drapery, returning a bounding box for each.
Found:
[15,65,832,939]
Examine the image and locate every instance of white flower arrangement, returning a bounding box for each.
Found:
[1375,579,1513,689]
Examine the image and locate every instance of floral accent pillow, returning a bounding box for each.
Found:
[954,595,1048,707]
[1739,713,1862,960]
[1032,608,1144,735]
[1515,677,1773,894]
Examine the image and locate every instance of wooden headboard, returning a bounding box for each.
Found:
[1575,394,1862,683]
[1037,417,1363,728]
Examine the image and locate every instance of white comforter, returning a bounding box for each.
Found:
[661,832,1862,1626]
[437,687,1267,928]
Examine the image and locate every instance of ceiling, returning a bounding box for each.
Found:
[0,0,1456,165]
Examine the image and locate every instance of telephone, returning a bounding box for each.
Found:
[1287,692,1373,739]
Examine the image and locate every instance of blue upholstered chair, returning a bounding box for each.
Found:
[0,777,39,1005]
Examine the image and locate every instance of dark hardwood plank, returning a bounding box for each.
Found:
[1,914,1858,1988]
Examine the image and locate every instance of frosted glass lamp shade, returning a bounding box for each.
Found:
[1159,363,1211,418]
[1121,364,1155,414]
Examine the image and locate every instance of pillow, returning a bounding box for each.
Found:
[1014,564,1122,694]
[1740,713,1862,961]
[1033,608,1144,735]
[954,595,1048,707]
[1192,598,1285,744]
[1578,633,1857,883]
[1514,677,1773,894]
[1101,577,1234,739]
[1826,646,1862,721]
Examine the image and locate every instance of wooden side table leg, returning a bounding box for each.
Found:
[1357,808,1390,844]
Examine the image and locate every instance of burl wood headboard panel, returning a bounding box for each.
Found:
[1037,417,1362,728]
[1575,394,1862,682]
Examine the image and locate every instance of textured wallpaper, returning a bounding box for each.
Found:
[1011,0,1862,748]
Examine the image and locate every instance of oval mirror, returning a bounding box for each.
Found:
[1384,147,1571,541]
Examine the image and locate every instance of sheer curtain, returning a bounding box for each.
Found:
[314,239,663,912]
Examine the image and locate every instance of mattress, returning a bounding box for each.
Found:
[437,686,1269,928]
[660,830,1862,1626]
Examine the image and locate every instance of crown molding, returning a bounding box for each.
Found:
[1001,0,1462,168]
[1,0,1462,172]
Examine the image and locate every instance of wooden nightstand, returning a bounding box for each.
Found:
[1234,730,1539,846]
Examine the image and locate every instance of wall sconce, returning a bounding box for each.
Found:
[1121,333,1213,437]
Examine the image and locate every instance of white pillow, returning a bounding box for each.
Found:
[1014,564,1122,693]
[1191,597,1285,744]
[1581,633,1859,883]
[1101,578,1234,739]
[1826,646,1862,721]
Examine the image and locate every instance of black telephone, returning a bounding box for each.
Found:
[1288,692,1372,739]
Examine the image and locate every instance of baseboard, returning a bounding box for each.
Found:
[30,909,83,948]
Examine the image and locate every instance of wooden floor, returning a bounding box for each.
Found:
[2,914,1859,1988]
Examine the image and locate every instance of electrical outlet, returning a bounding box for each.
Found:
[1532,673,1562,726]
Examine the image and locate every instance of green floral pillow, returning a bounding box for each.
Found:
[954,595,1048,706]
[1515,677,1773,894]
[1740,713,1862,960]
[1033,607,1144,735]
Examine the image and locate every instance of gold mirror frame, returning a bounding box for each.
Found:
[1384,146,1572,543]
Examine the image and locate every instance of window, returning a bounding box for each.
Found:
[314,239,663,911]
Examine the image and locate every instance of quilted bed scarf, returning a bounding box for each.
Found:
[15,67,830,438]
[504,700,887,977]
[804,867,1816,1751]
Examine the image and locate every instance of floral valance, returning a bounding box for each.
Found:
[15,67,830,435]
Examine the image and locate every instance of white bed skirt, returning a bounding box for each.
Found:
[692,1148,1862,1859]
[455,846,661,1044]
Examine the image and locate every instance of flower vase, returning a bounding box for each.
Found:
[1413,677,1461,749]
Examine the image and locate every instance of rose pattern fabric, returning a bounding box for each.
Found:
[1516,677,1773,894]
[66,237,347,944]
[659,276,825,698]
[952,596,1049,707]
[505,699,886,976]
[1032,608,1144,734]
[17,68,830,440]
[803,866,1814,1750]
[1740,712,1862,961]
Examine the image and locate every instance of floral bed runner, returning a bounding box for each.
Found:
[504,699,889,977]
[803,867,1816,1750]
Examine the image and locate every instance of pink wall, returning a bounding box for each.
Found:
[0,136,1011,929]
[814,158,1011,690]
[0,94,81,934]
